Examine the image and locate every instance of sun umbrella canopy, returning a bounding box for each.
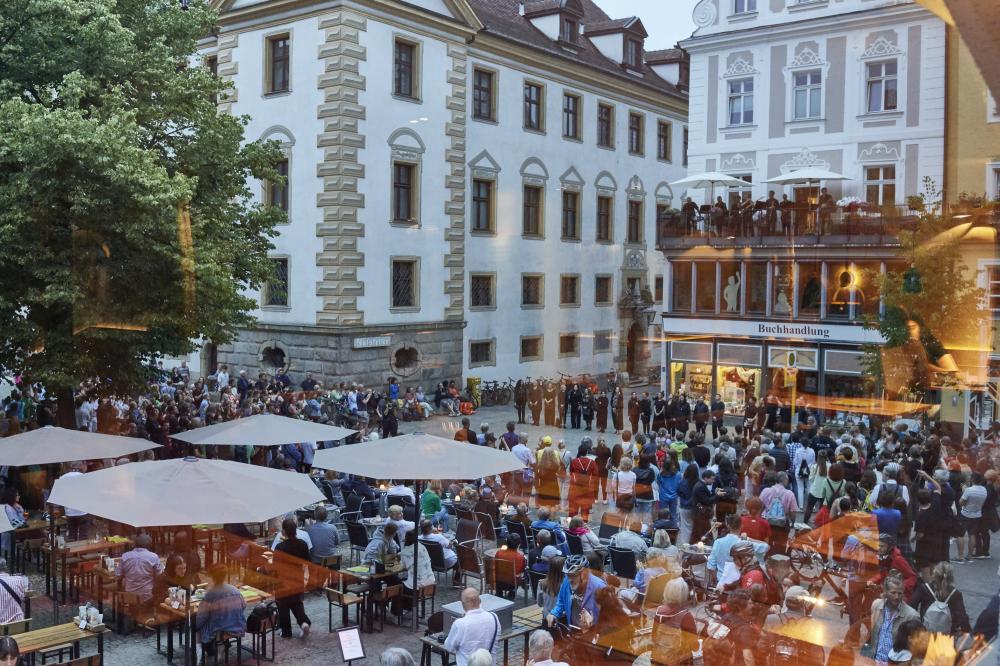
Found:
[171,413,355,446]
[765,167,851,184]
[311,432,524,480]
[48,457,324,527]
[0,511,14,535]
[669,171,751,189]
[0,426,160,466]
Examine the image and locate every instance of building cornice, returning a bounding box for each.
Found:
[681,4,937,52]
[213,0,479,40]
[471,32,688,117]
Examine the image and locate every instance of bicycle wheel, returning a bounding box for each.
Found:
[497,387,513,406]
[480,389,493,407]
[788,547,823,581]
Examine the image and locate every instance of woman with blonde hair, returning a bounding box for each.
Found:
[910,561,970,635]
[535,445,562,509]
[653,577,698,665]
[612,456,637,512]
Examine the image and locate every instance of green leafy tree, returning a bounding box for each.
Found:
[862,211,986,400]
[0,0,284,425]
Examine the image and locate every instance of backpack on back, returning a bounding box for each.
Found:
[765,495,787,524]
[922,583,955,634]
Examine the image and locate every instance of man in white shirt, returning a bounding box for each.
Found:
[866,463,910,510]
[444,588,500,666]
[387,482,416,505]
[215,364,230,389]
[525,630,569,666]
[511,434,536,499]
[419,520,458,569]
[60,463,89,541]
[385,505,415,544]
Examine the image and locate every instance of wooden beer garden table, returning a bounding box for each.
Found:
[157,584,272,664]
[13,621,109,666]
[45,537,133,604]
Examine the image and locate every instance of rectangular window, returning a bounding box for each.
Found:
[266,35,290,94]
[797,261,822,316]
[392,163,415,222]
[559,334,580,357]
[264,258,289,307]
[627,200,643,244]
[561,191,580,240]
[864,165,896,206]
[471,179,493,232]
[866,61,898,113]
[524,82,543,131]
[728,78,754,126]
[560,275,580,306]
[682,127,689,166]
[746,262,767,315]
[521,275,543,307]
[596,195,613,242]
[657,121,672,161]
[560,17,577,43]
[520,336,543,361]
[393,40,416,98]
[523,185,542,237]
[473,68,495,121]
[696,262,716,313]
[625,39,642,69]
[672,262,692,312]
[469,274,495,308]
[989,267,1000,313]
[594,331,612,353]
[597,103,614,148]
[655,276,664,303]
[628,112,644,154]
[266,158,289,213]
[734,0,757,13]
[391,259,417,309]
[206,55,218,77]
[793,69,822,119]
[595,276,612,305]
[562,93,580,139]
[470,340,494,366]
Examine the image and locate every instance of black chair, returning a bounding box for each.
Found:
[421,611,456,666]
[387,494,415,509]
[609,547,638,580]
[345,522,369,566]
[503,520,532,549]
[454,507,476,523]
[565,532,584,556]
[597,514,624,544]
[419,539,452,583]
[529,526,543,547]
[345,492,364,517]
[455,543,485,591]
[403,506,418,523]
[473,511,499,543]
[455,518,481,549]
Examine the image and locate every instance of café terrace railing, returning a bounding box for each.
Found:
[656,204,919,249]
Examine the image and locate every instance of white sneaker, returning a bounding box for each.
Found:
[300,623,311,639]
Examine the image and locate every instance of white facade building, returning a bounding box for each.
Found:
[682,0,944,207]
[201,0,689,388]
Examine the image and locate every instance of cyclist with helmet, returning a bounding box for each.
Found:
[545,555,607,632]
[870,533,917,602]
[715,542,782,622]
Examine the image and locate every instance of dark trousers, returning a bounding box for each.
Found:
[711,419,724,439]
[975,518,991,556]
[530,405,541,426]
[640,415,651,434]
[570,407,581,429]
[802,493,821,525]
[515,402,526,423]
[277,594,311,637]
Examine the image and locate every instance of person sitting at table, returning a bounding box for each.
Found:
[380,647,417,666]
[421,481,449,529]
[196,564,246,658]
[648,508,678,535]
[0,559,28,624]
[652,578,699,666]
[706,514,743,585]
[167,531,202,580]
[270,516,313,551]
[634,548,673,594]
[473,487,501,531]
[153,554,196,604]
[387,480,415,506]
[223,523,253,561]
[418,519,460,585]
[0,489,24,557]
[511,503,533,533]
[118,533,163,610]
[363,521,400,565]
[480,476,508,505]
[525,630,570,666]
[530,507,568,556]
[0,636,19,666]
[609,519,649,560]
[528,530,561,575]
[740,497,772,542]
[385,505,415,544]
[493,533,527,599]
[303,506,339,564]
[273,518,312,639]
[399,530,435,617]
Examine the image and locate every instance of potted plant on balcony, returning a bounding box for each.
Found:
[906,194,925,212]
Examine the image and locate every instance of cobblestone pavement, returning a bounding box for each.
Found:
[28,393,1000,665]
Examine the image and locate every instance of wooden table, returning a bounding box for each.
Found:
[340,564,405,633]
[9,517,63,573]
[13,621,108,666]
[46,538,132,604]
[158,585,272,665]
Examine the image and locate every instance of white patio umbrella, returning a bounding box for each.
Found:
[48,457,324,526]
[670,171,754,190]
[170,413,355,446]
[312,433,525,629]
[765,167,851,185]
[0,426,160,466]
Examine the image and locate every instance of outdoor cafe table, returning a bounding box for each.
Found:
[158,584,272,664]
[8,517,65,573]
[13,621,109,666]
[419,604,543,666]
[45,537,133,604]
[338,563,407,633]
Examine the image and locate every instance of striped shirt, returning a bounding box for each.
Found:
[0,573,29,623]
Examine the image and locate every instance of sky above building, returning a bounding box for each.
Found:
[593,0,698,50]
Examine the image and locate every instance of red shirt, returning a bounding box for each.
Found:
[740,516,772,542]
[494,548,526,576]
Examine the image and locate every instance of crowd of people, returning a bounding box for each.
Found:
[676,187,839,238]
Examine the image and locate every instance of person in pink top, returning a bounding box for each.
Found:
[759,472,799,554]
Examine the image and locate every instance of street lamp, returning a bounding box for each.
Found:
[638,306,658,329]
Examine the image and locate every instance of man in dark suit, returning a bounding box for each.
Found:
[710,393,727,440]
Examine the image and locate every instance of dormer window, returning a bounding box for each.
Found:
[625,38,643,69]
[560,17,577,43]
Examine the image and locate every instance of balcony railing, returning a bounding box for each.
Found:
[656,205,919,249]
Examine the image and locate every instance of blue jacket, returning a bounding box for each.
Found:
[531,519,570,556]
[677,479,696,510]
[550,574,606,626]
[657,471,681,501]
[196,584,246,640]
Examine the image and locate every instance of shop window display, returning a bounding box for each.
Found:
[720,262,741,313]
[797,262,822,316]
[696,262,716,313]
[671,362,713,399]
[826,263,862,319]
[746,263,767,315]
[716,366,760,415]
[772,263,793,316]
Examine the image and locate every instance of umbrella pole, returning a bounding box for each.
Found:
[411,479,420,632]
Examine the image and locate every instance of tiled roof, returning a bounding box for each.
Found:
[646,48,686,64]
[585,17,646,37]
[465,0,686,99]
